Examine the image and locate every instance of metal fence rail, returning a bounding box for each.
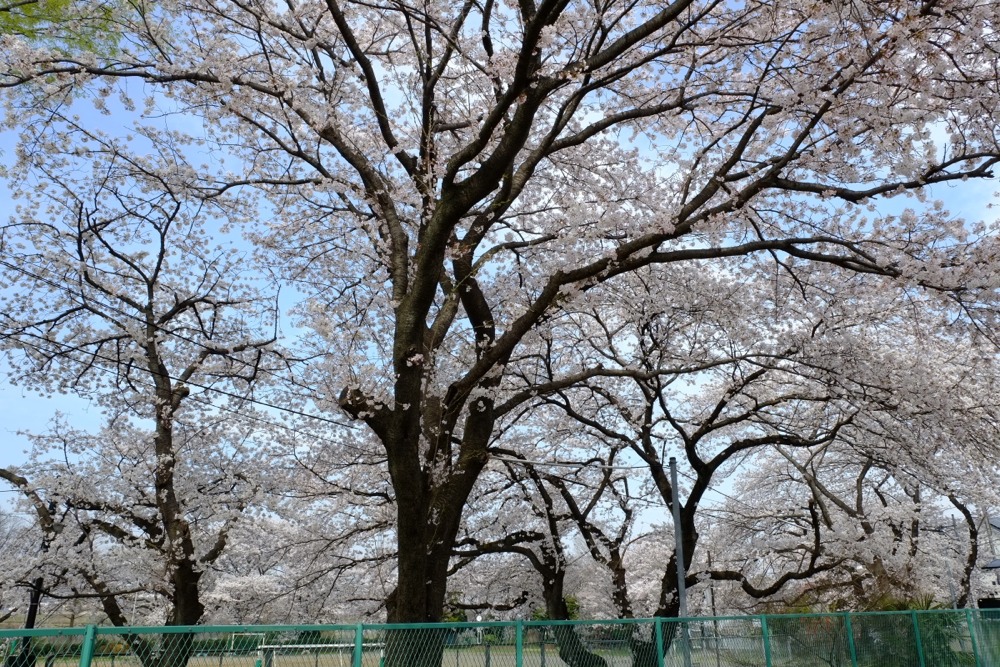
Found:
[1,610,998,667]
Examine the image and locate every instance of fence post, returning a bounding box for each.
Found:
[353,624,363,667]
[910,611,926,667]
[515,621,523,667]
[653,618,664,667]
[79,625,98,667]
[759,616,773,667]
[843,614,858,667]
[966,609,982,667]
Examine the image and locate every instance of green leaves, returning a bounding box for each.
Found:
[0,0,119,55]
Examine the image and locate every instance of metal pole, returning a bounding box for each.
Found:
[843,613,859,667]
[515,620,523,667]
[760,616,773,667]
[79,625,98,667]
[670,457,693,667]
[707,552,720,667]
[985,513,997,559]
[966,608,982,667]
[911,611,926,667]
[653,618,664,667]
[352,624,363,667]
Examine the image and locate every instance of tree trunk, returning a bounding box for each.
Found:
[383,630,445,667]
[4,578,43,667]
[543,572,608,667]
[384,524,449,667]
[155,633,195,667]
[629,623,677,667]
[549,627,608,667]
[121,631,196,667]
[383,461,475,667]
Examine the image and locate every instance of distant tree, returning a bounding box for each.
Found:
[471,259,1000,624]
[0,508,31,625]
[0,121,276,654]
[707,445,992,612]
[203,438,397,624]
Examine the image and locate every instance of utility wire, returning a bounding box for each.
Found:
[0,253,353,408]
[0,256,360,431]
[5,333,372,456]
[1,239,849,528]
[492,455,644,470]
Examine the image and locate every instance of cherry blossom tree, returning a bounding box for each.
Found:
[471,249,1000,623]
[204,426,398,624]
[203,509,394,624]
[452,455,621,667]
[778,449,981,609]
[0,508,33,625]
[482,263,850,617]
[707,327,1000,611]
[704,445,991,612]
[0,116,277,657]
[2,0,1000,640]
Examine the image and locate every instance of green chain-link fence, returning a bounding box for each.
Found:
[1,610,997,667]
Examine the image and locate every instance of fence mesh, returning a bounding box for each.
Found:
[0,628,88,667]
[677,617,767,667]
[1,610,997,667]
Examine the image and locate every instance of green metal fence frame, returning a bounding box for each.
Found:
[1,609,997,667]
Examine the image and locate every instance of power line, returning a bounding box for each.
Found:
[0,253,279,363]
[0,255,346,419]
[0,257,362,431]
[5,333,373,457]
[0,238,848,527]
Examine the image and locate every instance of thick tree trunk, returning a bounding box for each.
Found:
[123,628,197,667]
[384,531,446,667]
[550,627,608,667]
[154,633,196,667]
[383,508,449,667]
[383,436,484,667]
[379,379,493,626]
[144,359,203,667]
[156,568,204,667]
[543,571,608,667]
[383,630,445,667]
[387,489,461,625]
